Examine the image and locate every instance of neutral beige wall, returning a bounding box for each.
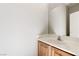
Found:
[48,6,67,36]
[49,6,66,35]
[0,3,48,56]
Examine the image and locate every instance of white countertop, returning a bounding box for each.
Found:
[38,34,79,56]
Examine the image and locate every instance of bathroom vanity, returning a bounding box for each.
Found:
[38,41,74,56]
[38,34,79,56]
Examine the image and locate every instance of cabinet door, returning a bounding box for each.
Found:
[38,41,50,56]
[54,48,74,56]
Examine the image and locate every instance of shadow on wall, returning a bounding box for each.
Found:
[48,21,55,34]
[38,22,56,35]
[39,25,48,35]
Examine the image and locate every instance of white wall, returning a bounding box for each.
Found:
[70,11,79,38]
[0,3,48,56]
[49,6,66,36]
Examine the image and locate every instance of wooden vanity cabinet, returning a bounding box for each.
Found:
[38,41,50,56]
[38,41,75,56]
[51,47,54,56]
[54,47,74,56]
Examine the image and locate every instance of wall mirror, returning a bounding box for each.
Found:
[67,3,79,38]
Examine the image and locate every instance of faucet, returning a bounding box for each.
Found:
[58,36,61,41]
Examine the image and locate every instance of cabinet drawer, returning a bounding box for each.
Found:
[54,48,74,56]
